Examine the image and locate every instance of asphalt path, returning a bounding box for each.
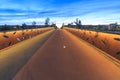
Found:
[13,29,120,80]
[0,30,54,80]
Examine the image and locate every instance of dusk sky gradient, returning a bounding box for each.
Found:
[0,0,120,27]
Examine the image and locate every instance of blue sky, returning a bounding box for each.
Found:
[0,0,120,27]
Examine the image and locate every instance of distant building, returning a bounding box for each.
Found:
[108,23,118,30]
[97,25,108,31]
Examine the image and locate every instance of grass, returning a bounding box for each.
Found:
[13,32,16,35]
[3,35,9,38]
[116,52,120,55]
[86,38,89,40]
[114,38,120,41]
[8,41,12,46]
[22,32,25,35]
[89,31,91,34]
[94,34,98,38]
[101,40,106,45]
[92,41,95,45]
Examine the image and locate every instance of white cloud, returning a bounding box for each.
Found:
[0,0,120,25]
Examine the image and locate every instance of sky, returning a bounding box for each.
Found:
[0,0,120,27]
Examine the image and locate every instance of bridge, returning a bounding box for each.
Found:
[0,28,120,80]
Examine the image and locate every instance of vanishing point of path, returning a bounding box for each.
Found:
[13,29,120,80]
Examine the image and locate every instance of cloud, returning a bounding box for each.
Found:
[0,0,120,25]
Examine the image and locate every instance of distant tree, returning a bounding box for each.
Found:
[51,22,57,29]
[16,25,20,30]
[45,18,50,27]
[1,24,10,31]
[32,21,37,28]
[74,18,82,29]
[32,21,36,26]
[22,23,27,29]
[75,18,79,24]
[79,20,81,25]
[68,23,72,27]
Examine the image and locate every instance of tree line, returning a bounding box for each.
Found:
[0,18,57,31]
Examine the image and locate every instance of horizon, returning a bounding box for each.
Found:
[0,0,120,27]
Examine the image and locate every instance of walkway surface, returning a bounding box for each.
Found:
[13,29,120,80]
[0,30,54,80]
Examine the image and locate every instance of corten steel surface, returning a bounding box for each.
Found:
[65,28,120,60]
[13,29,120,80]
[0,28,53,50]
